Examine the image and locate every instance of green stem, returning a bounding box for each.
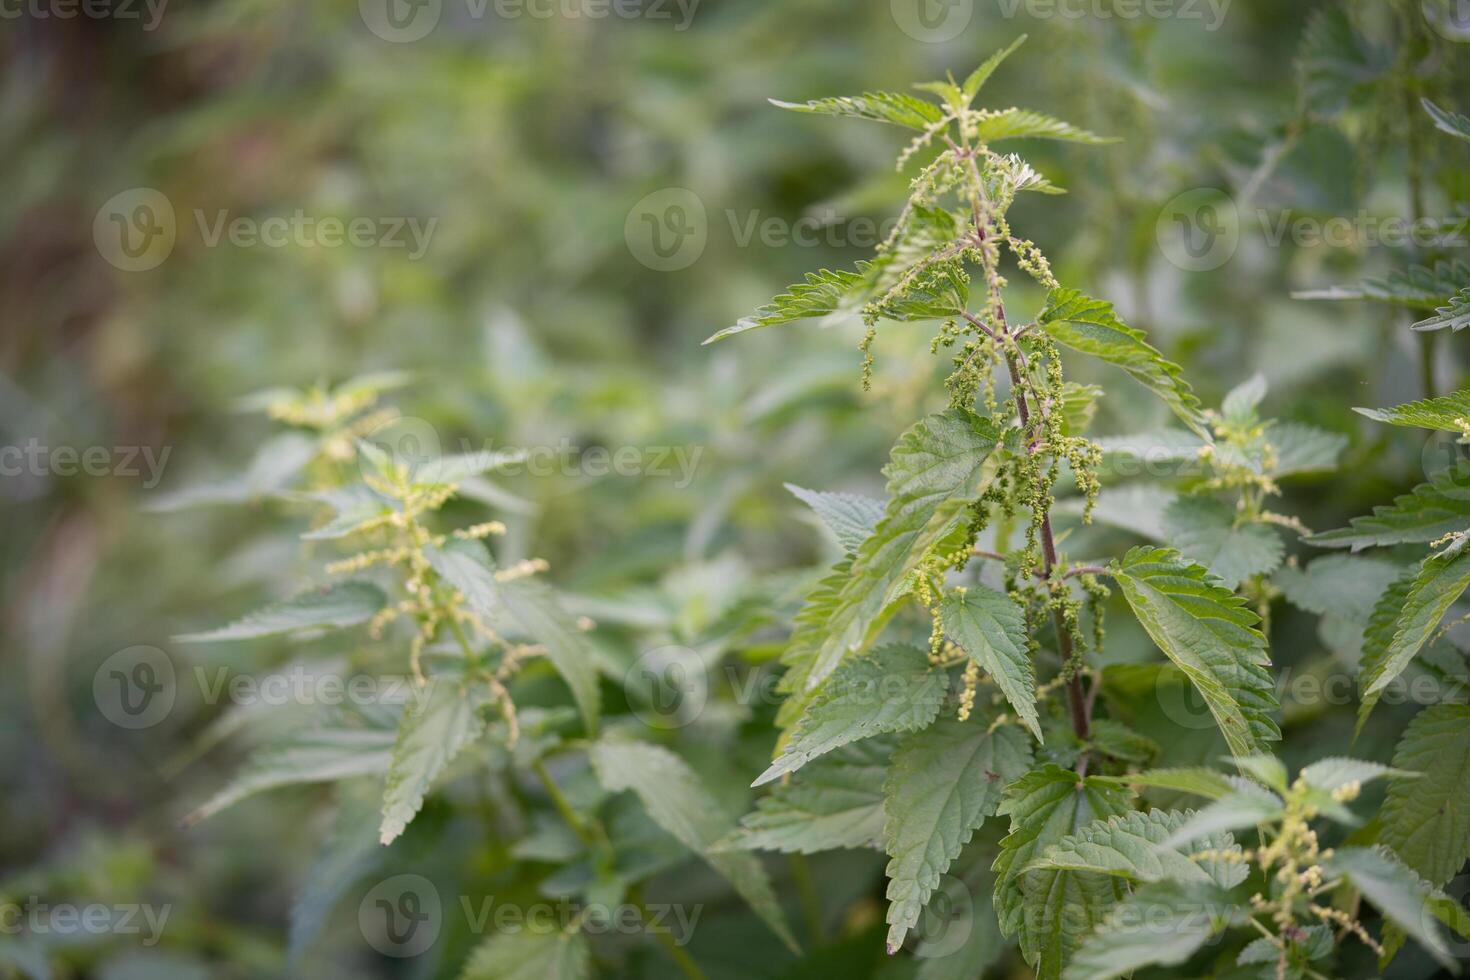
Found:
[631,885,710,980]
[789,853,824,945]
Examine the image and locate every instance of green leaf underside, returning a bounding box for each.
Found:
[1424,98,1470,143]
[705,266,870,344]
[1029,808,1247,891]
[974,108,1116,145]
[1112,547,1279,759]
[939,586,1041,739]
[1294,258,1470,308]
[1326,846,1457,970]
[778,410,1002,724]
[1357,541,1470,732]
[186,728,395,825]
[882,715,1034,951]
[1354,389,1470,432]
[1162,496,1284,589]
[1414,286,1470,333]
[1381,704,1470,885]
[771,91,945,130]
[380,680,492,844]
[458,928,592,980]
[992,764,1134,979]
[174,581,386,642]
[1309,462,1470,550]
[1062,880,1236,980]
[589,739,798,952]
[722,740,890,854]
[290,785,383,963]
[428,539,600,734]
[1039,289,1210,439]
[756,645,946,787]
[786,483,886,555]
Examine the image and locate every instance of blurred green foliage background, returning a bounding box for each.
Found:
[2,0,1468,976]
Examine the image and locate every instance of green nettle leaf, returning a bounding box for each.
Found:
[1092,767,1237,801]
[1038,289,1210,439]
[458,927,592,980]
[1382,705,1470,885]
[1029,809,1247,890]
[297,483,395,540]
[756,645,947,787]
[962,34,1029,102]
[1062,880,1236,980]
[174,581,387,642]
[939,586,1040,739]
[1296,4,1392,116]
[1268,422,1348,477]
[992,765,1134,979]
[770,91,945,130]
[428,539,600,734]
[773,557,854,729]
[1294,258,1470,308]
[1111,547,1280,759]
[1308,462,1470,551]
[1221,373,1268,425]
[589,739,798,952]
[1159,783,1286,846]
[785,483,886,555]
[1354,389,1470,432]
[1325,846,1459,970]
[289,784,384,963]
[1161,496,1284,589]
[1096,429,1205,472]
[1424,98,1470,143]
[1275,554,1406,625]
[720,740,890,854]
[783,409,1003,708]
[380,680,491,845]
[1414,286,1470,333]
[1357,540,1470,732]
[705,266,871,344]
[973,108,1116,145]
[882,715,1034,951]
[868,263,970,321]
[145,431,318,512]
[1298,757,1406,794]
[185,728,396,826]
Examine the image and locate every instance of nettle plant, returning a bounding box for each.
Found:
[709,39,1470,979]
[163,376,801,976]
